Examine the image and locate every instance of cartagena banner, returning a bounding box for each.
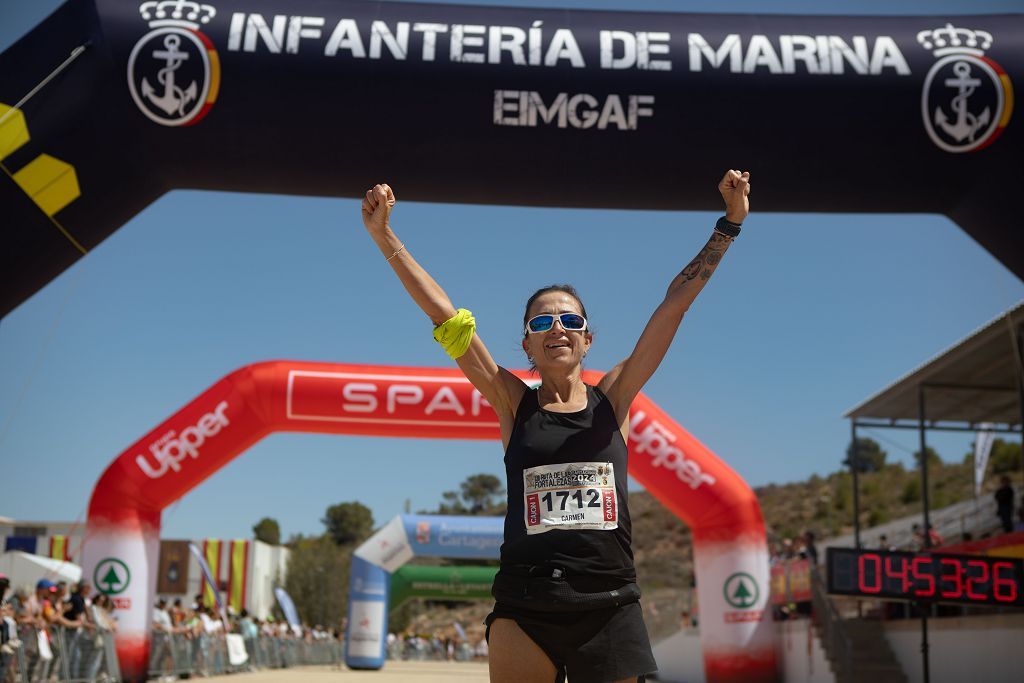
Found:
[2,0,1023,318]
[402,514,504,559]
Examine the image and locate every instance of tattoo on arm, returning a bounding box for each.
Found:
[669,232,732,294]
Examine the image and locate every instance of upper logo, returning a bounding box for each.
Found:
[918,23,1013,153]
[128,1,220,126]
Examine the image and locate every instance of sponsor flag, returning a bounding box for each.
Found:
[157,540,190,595]
[48,535,70,561]
[228,539,249,614]
[974,424,995,496]
[274,587,301,632]
[200,539,222,609]
[354,516,413,572]
[225,633,249,665]
[189,542,227,624]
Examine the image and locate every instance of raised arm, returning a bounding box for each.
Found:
[600,170,750,420]
[360,185,525,424]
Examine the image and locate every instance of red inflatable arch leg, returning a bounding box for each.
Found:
[85,361,774,682]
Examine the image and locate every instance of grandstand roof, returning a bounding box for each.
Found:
[845,301,1024,429]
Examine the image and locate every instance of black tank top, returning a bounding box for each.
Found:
[500,384,635,582]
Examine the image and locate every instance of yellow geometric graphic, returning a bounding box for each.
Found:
[13,153,81,217]
[0,102,30,160]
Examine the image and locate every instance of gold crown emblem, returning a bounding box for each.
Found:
[139,0,216,30]
[916,23,992,57]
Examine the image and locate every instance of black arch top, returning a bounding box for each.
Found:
[2,0,1022,317]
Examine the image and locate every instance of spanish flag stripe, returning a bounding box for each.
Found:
[49,535,68,561]
[229,540,248,613]
[203,539,222,609]
[999,74,1014,128]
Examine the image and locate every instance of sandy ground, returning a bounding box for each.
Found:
[199,662,490,682]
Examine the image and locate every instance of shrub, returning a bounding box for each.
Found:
[901,479,922,504]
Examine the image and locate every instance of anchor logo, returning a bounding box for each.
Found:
[933,61,990,144]
[141,34,198,117]
[918,23,1013,153]
[127,1,220,127]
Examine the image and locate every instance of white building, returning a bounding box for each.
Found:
[0,517,289,618]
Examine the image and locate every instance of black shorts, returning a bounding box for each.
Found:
[485,600,657,682]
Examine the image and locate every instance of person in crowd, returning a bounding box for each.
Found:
[925,523,944,548]
[85,594,118,682]
[239,609,258,670]
[151,598,174,675]
[878,534,894,551]
[1015,507,1024,533]
[0,574,14,683]
[16,582,43,677]
[911,524,925,550]
[170,598,186,628]
[995,475,1015,533]
[801,531,818,565]
[62,581,93,678]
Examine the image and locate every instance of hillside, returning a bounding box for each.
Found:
[403,454,1019,642]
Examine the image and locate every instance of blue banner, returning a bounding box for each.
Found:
[188,542,228,624]
[401,514,502,559]
[273,586,301,630]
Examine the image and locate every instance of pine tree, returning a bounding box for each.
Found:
[101,566,120,592]
[732,580,753,606]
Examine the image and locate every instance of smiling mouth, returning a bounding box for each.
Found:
[546,342,571,350]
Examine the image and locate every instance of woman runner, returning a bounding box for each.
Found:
[360,170,751,683]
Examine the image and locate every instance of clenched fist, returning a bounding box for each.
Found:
[361,183,396,233]
[718,170,751,224]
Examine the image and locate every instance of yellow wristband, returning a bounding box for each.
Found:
[433,308,476,360]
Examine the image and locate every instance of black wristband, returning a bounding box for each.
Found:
[714,216,742,238]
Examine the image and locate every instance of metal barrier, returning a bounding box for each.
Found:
[810,566,854,679]
[148,631,343,680]
[9,623,120,683]
[6,626,342,682]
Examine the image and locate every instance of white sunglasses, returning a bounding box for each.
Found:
[524,312,588,335]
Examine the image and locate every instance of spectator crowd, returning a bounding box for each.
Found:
[0,577,117,683]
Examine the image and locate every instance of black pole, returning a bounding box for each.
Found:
[918,384,930,683]
[851,420,861,549]
[1016,322,1024,494]
[920,607,930,683]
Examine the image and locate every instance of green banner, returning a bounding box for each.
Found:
[389,565,497,611]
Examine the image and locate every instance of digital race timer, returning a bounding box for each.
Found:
[826,547,1024,607]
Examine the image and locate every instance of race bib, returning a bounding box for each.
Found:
[523,462,618,535]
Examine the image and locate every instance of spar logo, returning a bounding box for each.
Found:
[128,1,221,126]
[136,400,230,478]
[629,412,716,490]
[94,558,131,596]
[919,23,1013,153]
[723,572,759,609]
[286,371,495,425]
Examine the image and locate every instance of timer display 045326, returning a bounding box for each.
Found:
[826,547,1024,607]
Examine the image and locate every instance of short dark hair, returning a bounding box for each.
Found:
[522,284,589,335]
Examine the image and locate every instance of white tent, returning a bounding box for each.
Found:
[0,551,82,591]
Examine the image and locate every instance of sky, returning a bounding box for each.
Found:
[2,0,1023,547]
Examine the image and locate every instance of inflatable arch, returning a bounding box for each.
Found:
[346,513,502,667]
[84,361,771,682]
[2,1,1023,318]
